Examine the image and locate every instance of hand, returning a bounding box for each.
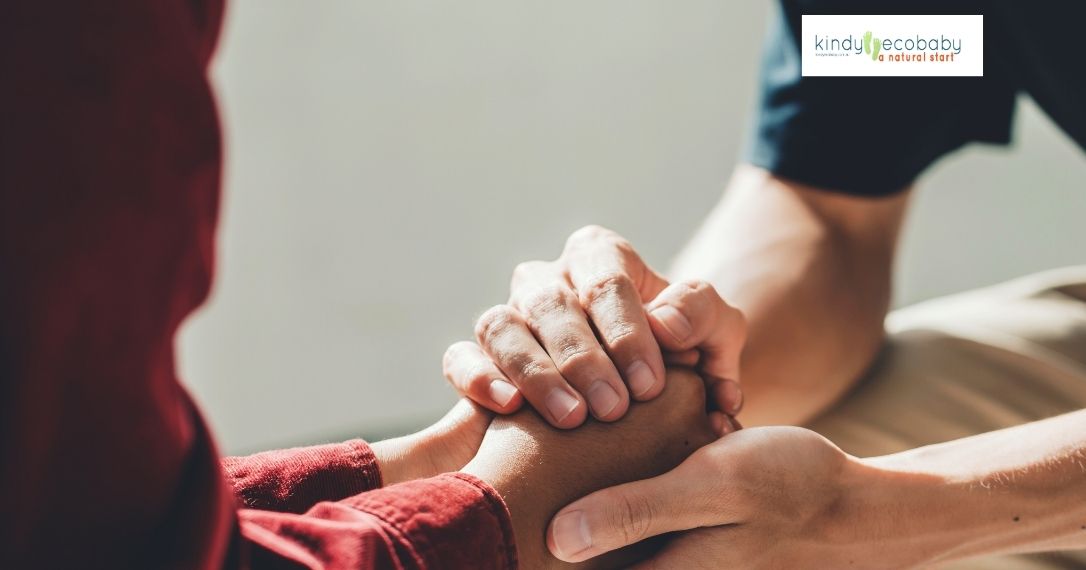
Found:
[370,399,491,485]
[443,225,747,428]
[461,368,722,569]
[547,426,866,569]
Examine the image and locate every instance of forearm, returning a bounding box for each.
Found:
[670,166,906,425]
[841,410,1086,566]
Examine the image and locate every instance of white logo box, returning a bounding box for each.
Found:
[801,14,983,77]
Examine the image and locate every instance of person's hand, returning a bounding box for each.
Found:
[546,426,869,569]
[443,225,747,429]
[461,367,722,569]
[370,399,491,485]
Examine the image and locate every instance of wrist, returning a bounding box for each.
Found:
[459,426,541,521]
[817,454,964,568]
[371,432,437,486]
[857,442,1086,563]
[837,449,1058,568]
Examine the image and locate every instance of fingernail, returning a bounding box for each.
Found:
[551,510,592,559]
[651,305,693,343]
[721,379,744,414]
[545,388,581,423]
[586,382,621,417]
[488,379,518,407]
[626,360,656,397]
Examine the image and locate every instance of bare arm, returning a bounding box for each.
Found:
[545,410,1086,568]
[670,165,909,426]
[854,408,1086,563]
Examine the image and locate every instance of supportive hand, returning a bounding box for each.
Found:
[370,399,491,485]
[443,225,746,428]
[547,426,867,569]
[462,368,721,569]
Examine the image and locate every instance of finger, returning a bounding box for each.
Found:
[436,398,493,437]
[418,398,493,470]
[708,411,740,438]
[475,304,588,428]
[564,227,669,401]
[708,411,727,437]
[443,341,523,414]
[728,415,743,431]
[562,226,670,300]
[646,279,746,409]
[546,456,719,562]
[719,378,744,415]
[703,375,744,416]
[662,349,700,367]
[513,281,629,422]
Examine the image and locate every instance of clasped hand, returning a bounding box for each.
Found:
[421,225,868,568]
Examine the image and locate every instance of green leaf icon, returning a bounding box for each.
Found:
[864,31,872,55]
[871,36,881,60]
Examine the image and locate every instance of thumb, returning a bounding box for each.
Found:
[419,398,492,472]
[645,279,746,414]
[546,462,709,563]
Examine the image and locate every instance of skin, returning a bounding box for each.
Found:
[667,165,907,426]
[443,165,904,429]
[369,398,491,485]
[449,163,1085,563]
[443,229,747,428]
[461,368,719,569]
[548,412,1086,568]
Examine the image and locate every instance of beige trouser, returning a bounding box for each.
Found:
[808,266,1086,570]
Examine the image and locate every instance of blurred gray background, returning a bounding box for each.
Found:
[179,1,1086,455]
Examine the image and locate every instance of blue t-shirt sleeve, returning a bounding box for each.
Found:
[745,0,1017,196]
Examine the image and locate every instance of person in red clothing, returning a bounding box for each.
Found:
[1,1,508,567]
[0,1,734,568]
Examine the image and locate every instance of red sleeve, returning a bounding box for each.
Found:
[0,1,517,568]
[223,440,383,514]
[240,473,518,570]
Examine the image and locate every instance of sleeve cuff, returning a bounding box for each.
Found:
[339,472,518,570]
[222,439,382,514]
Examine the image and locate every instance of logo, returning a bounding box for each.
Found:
[802,15,982,77]
[863,31,879,60]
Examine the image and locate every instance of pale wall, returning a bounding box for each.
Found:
[179,1,1086,453]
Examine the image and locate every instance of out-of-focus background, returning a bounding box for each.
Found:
[179,1,1086,455]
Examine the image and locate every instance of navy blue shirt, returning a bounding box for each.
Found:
[747,0,1086,196]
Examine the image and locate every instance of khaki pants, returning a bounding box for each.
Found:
[809,267,1086,569]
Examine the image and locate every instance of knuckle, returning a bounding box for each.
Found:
[693,445,728,476]
[578,271,634,307]
[567,224,611,246]
[474,305,519,343]
[610,236,639,260]
[609,491,655,546]
[441,341,473,371]
[518,285,575,323]
[676,278,715,297]
[603,323,639,349]
[463,361,496,387]
[553,344,598,377]
[506,353,550,383]
[730,307,748,338]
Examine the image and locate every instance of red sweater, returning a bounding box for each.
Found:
[0,1,517,568]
